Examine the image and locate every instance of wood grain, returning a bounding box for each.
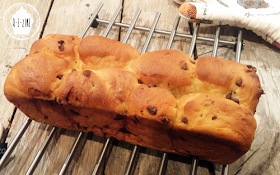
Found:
[1,0,122,174]
[121,0,192,53]
[117,1,199,174]
[229,30,280,175]
[0,0,53,129]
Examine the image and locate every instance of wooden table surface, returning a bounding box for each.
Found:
[0,0,280,175]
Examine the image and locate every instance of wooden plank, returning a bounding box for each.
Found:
[228,30,280,175]
[2,0,123,174]
[1,112,78,175]
[104,141,131,175]
[118,1,192,174]
[178,13,280,174]
[194,25,238,60]
[0,0,53,129]
[196,24,280,175]
[120,0,192,53]
[41,0,121,40]
[195,26,280,175]
[114,1,209,175]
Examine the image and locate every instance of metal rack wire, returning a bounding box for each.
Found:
[0,2,243,175]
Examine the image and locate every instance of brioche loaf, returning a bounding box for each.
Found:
[4,34,263,164]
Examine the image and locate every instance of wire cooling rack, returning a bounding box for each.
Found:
[0,2,244,175]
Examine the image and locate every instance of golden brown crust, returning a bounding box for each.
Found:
[4,53,71,101]
[126,85,177,150]
[176,93,256,148]
[130,49,196,97]
[78,35,141,70]
[127,84,177,122]
[4,34,263,164]
[172,93,256,164]
[195,56,263,113]
[30,34,81,63]
[55,68,138,114]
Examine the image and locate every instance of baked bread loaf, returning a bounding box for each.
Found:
[4,34,263,164]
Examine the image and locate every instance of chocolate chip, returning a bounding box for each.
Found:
[57,74,63,79]
[49,98,58,106]
[181,117,188,123]
[138,79,143,84]
[70,109,79,115]
[247,65,257,72]
[114,114,126,120]
[58,40,64,45]
[236,79,242,87]
[181,62,188,70]
[82,70,91,77]
[58,45,64,51]
[190,61,195,65]
[119,127,132,134]
[212,116,217,120]
[161,116,169,124]
[44,116,48,119]
[226,92,232,99]
[148,84,156,88]
[247,65,253,68]
[147,107,157,115]
[233,98,240,104]
[226,92,239,104]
